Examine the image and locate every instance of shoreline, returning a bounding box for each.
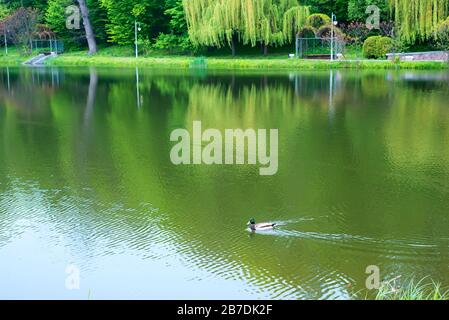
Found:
[1,54,449,70]
[48,55,449,70]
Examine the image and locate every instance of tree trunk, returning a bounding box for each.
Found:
[231,32,237,57]
[261,42,268,56]
[77,0,97,54]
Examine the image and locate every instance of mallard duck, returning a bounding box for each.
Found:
[247,218,276,231]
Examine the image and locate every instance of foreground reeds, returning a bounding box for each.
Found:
[361,276,449,300]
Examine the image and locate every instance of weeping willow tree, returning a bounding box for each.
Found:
[183,0,309,55]
[241,0,310,50]
[390,0,449,43]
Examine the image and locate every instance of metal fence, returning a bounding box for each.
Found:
[31,39,64,54]
[295,37,345,59]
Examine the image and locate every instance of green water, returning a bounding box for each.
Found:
[0,67,449,300]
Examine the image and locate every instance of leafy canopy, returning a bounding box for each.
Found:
[183,0,310,48]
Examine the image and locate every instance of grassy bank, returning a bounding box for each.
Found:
[2,46,448,70]
[46,54,449,70]
[0,48,32,66]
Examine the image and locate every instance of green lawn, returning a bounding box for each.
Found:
[1,45,448,70]
[0,47,32,66]
[47,53,449,70]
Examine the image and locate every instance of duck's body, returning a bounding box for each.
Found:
[247,218,276,232]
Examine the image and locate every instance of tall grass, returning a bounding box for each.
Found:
[374,276,449,300]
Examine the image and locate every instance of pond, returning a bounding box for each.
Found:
[0,66,448,299]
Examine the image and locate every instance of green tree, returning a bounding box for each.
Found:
[0,3,11,20]
[100,0,167,45]
[85,0,108,44]
[45,0,82,46]
[1,0,47,10]
[165,0,187,35]
[347,0,388,22]
[303,0,349,22]
[183,0,310,55]
[390,0,449,43]
[153,0,192,53]
[45,0,107,48]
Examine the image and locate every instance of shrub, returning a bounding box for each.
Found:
[363,36,393,59]
[298,26,316,38]
[340,21,370,44]
[139,39,153,56]
[307,13,331,30]
[340,21,395,45]
[316,25,345,40]
[379,21,395,38]
[152,33,194,54]
[436,17,449,52]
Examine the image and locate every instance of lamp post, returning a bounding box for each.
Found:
[3,26,8,56]
[331,13,337,61]
[134,20,141,58]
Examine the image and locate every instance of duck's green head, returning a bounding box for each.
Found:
[248,218,256,225]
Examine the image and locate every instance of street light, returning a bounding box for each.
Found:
[3,26,8,56]
[135,20,142,58]
[331,13,338,61]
